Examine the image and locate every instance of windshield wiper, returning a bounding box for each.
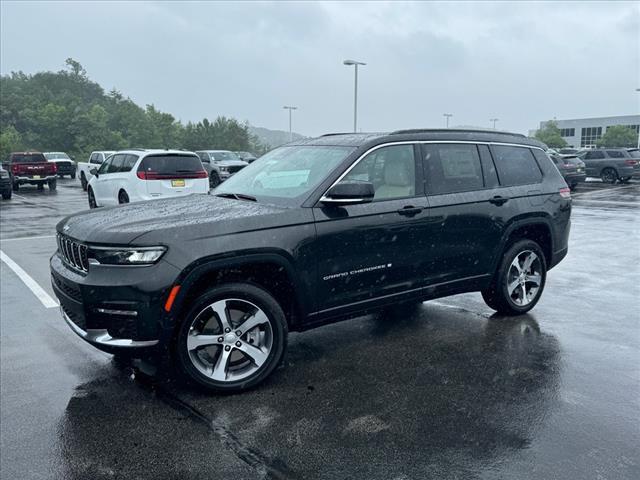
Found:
[214,192,257,202]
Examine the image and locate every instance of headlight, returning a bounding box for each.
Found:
[219,167,229,173]
[88,246,167,265]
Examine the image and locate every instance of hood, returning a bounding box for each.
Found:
[215,160,248,167]
[57,194,302,245]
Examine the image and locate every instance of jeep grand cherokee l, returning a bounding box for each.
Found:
[51,129,571,393]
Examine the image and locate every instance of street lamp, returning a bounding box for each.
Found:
[490,118,499,129]
[283,106,297,142]
[636,89,640,148]
[443,113,453,128]
[343,59,366,132]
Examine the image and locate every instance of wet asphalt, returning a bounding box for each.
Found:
[0,178,638,480]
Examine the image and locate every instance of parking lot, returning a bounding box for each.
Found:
[1,178,639,480]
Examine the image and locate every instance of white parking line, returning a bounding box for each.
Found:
[573,184,637,198]
[573,199,639,206]
[0,249,59,308]
[0,234,56,243]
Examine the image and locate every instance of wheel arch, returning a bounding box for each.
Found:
[169,252,308,331]
[494,216,554,272]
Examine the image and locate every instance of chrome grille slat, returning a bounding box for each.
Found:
[57,233,88,273]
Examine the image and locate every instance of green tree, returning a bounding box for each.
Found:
[0,125,22,161]
[533,121,568,148]
[596,125,638,148]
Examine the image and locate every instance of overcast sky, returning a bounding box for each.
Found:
[1,1,639,136]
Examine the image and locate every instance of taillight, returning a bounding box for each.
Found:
[624,159,637,166]
[559,187,571,199]
[11,165,19,173]
[51,163,57,173]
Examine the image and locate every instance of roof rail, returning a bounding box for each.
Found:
[391,128,526,138]
[320,132,356,137]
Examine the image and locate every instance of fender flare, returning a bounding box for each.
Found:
[490,215,554,273]
[168,250,309,326]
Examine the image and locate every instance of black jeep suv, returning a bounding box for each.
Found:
[51,129,571,392]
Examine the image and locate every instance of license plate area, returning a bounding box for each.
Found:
[33,175,41,179]
[171,179,185,187]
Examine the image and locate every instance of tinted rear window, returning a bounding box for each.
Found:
[628,150,640,159]
[138,155,203,174]
[424,143,484,194]
[11,153,46,163]
[491,145,542,186]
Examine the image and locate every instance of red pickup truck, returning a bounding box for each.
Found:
[3,152,58,191]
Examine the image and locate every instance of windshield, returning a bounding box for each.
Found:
[44,152,70,160]
[215,145,355,205]
[211,151,240,162]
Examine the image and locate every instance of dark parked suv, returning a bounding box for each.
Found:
[51,129,571,392]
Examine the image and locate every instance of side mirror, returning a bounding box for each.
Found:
[90,168,98,177]
[321,181,375,206]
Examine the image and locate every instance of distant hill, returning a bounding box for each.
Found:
[248,126,306,149]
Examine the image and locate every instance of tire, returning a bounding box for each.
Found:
[88,187,97,209]
[175,283,288,393]
[12,182,19,192]
[600,167,618,184]
[48,179,57,190]
[71,172,76,179]
[1,190,11,200]
[37,183,44,191]
[118,190,129,204]
[58,174,63,178]
[481,239,547,315]
[209,173,221,189]
[569,183,578,191]
[80,173,88,191]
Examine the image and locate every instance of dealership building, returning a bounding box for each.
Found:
[530,115,640,148]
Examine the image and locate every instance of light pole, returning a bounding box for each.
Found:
[636,89,640,148]
[343,59,366,132]
[443,113,453,128]
[490,118,499,129]
[283,106,297,142]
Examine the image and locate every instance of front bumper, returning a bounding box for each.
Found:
[50,252,180,354]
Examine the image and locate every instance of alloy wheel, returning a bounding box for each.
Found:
[186,298,273,382]
[506,250,542,307]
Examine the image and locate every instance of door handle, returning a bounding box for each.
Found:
[489,196,509,206]
[397,206,423,216]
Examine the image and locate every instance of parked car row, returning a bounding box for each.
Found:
[547,147,639,185]
[1,151,58,192]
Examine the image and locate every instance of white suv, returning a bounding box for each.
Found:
[87,149,209,208]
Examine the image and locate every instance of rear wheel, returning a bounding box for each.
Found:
[176,283,288,393]
[80,173,88,191]
[88,187,97,209]
[2,189,11,200]
[600,167,618,184]
[118,190,129,204]
[48,179,57,190]
[482,239,547,315]
[209,172,221,189]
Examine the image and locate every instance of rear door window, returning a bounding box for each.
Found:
[108,154,125,173]
[122,154,139,172]
[490,145,542,186]
[423,143,484,194]
[138,154,204,178]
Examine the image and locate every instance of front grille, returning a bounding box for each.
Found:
[227,165,245,174]
[57,234,89,273]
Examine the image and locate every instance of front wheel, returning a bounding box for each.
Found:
[175,283,288,393]
[2,190,11,200]
[88,187,97,209]
[48,179,57,190]
[600,167,618,184]
[482,240,547,315]
[209,173,221,189]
